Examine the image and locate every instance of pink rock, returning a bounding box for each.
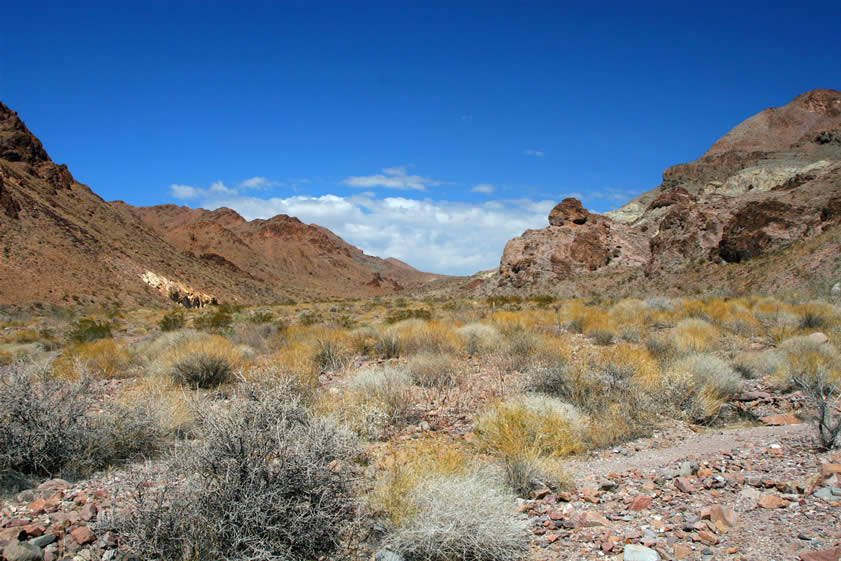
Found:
[37,479,70,491]
[675,477,696,493]
[70,525,95,545]
[800,547,841,561]
[629,495,653,511]
[710,504,739,528]
[757,494,789,509]
[79,503,98,522]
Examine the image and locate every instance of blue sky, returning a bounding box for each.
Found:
[2,1,840,275]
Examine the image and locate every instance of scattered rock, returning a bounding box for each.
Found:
[69,526,95,546]
[623,544,661,561]
[800,547,841,561]
[709,504,740,529]
[629,495,653,511]
[757,494,789,509]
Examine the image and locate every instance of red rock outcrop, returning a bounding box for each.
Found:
[498,90,841,291]
[498,199,649,287]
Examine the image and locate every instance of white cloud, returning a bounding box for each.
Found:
[209,181,237,195]
[238,176,279,189]
[341,166,444,191]
[472,183,494,193]
[179,191,553,276]
[170,184,203,199]
[524,149,545,157]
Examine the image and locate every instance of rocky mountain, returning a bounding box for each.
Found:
[498,89,841,295]
[0,102,442,308]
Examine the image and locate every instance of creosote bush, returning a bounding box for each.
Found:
[382,471,528,561]
[115,384,360,561]
[0,362,163,479]
[158,309,186,332]
[67,318,113,343]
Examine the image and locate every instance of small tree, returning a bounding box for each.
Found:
[792,353,841,450]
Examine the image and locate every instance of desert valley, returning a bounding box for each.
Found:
[1,38,841,561]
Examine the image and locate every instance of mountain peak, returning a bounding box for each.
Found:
[705,88,841,156]
[0,101,51,164]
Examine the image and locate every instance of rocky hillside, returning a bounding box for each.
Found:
[497,89,841,296]
[111,202,442,297]
[0,102,442,308]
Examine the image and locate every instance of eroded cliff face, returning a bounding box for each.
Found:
[498,90,841,289]
[498,198,649,287]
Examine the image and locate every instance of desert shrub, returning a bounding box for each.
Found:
[456,323,501,355]
[645,333,678,362]
[114,385,359,561]
[664,354,742,422]
[407,352,461,387]
[588,328,616,346]
[67,318,113,343]
[395,320,460,356]
[348,325,377,356]
[193,307,233,331]
[523,358,568,396]
[545,347,659,447]
[385,308,432,324]
[158,309,186,332]
[382,471,528,561]
[673,318,720,353]
[502,456,573,498]
[230,322,280,353]
[54,339,135,379]
[312,330,352,372]
[775,336,841,390]
[371,436,472,525]
[476,395,584,460]
[339,366,415,436]
[0,363,163,478]
[246,309,274,324]
[789,353,841,449]
[374,326,402,358]
[170,352,234,388]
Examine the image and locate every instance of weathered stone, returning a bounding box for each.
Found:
[674,544,693,559]
[675,477,696,493]
[808,332,829,345]
[629,495,653,511]
[623,544,660,561]
[70,526,95,546]
[576,511,612,527]
[36,480,69,491]
[757,494,789,509]
[800,547,841,561]
[79,504,97,522]
[709,505,739,529]
[760,414,801,426]
[28,534,56,548]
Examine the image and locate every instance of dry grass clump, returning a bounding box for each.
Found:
[331,366,415,437]
[312,328,353,372]
[774,336,841,390]
[115,385,359,561]
[476,395,584,460]
[794,302,839,330]
[673,318,720,353]
[456,323,502,355]
[52,339,136,379]
[171,352,234,388]
[348,325,378,356]
[542,346,659,447]
[663,353,742,422]
[381,470,528,561]
[394,319,460,356]
[371,436,472,525]
[407,352,462,387]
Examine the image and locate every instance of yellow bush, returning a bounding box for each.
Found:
[394,319,460,356]
[371,436,472,524]
[476,395,584,460]
[53,339,135,379]
[674,318,720,353]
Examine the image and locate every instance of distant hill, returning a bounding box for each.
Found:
[0,102,445,308]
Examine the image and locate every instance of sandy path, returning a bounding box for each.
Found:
[567,422,812,481]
